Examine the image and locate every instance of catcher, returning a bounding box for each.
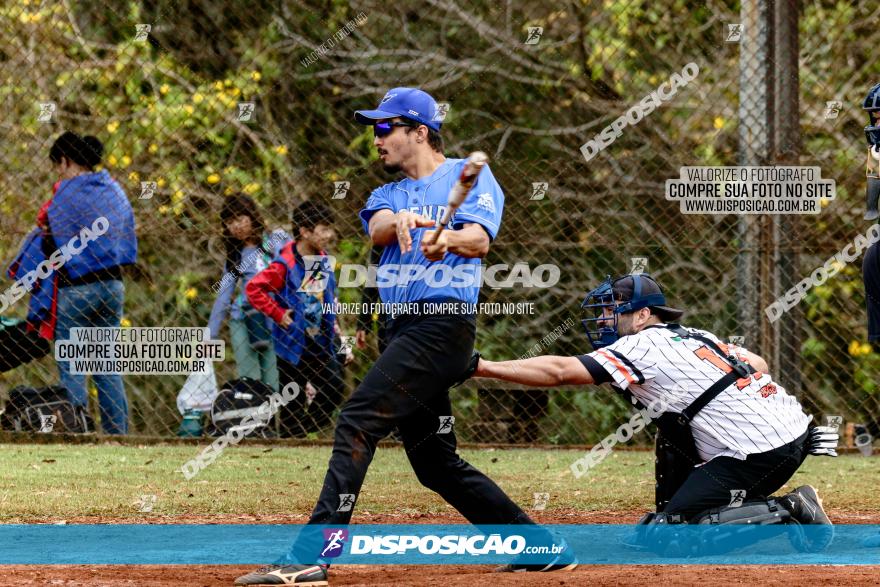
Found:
[473,273,837,553]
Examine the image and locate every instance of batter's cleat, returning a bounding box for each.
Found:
[233,564,328,585]
[495,539,577,573]
[781,485,834,552]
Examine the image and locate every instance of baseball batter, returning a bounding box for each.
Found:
[235,87,574,586]
[472,273,835,553]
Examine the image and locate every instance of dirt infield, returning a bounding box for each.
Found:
[4,510,879,586]
[5,564,880,587]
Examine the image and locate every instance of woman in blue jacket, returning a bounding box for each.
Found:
[46,132,137,434]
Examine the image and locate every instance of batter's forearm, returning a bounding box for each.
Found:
[446,224,489,258]
[368,210,397,246]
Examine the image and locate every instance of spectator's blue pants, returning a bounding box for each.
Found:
[55,280,128,434]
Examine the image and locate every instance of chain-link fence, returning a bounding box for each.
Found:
[0,0,878,445]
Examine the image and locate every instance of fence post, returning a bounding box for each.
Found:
[737,0,775,357]
[773,0,802,396]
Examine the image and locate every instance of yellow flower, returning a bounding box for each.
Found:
[849,340,863,357]
[206,173,221,184]
[224,187,234,195]
[273,145,288,156]
[223,166,236,175]
[820,198,830,208]
[160,84,170,95]
[107,154,118,167]
[185,287,198,300]
[120,318,132,328]
[224,79,232,87]
[183,104,194,115]
[251,71,261,81]
[156,177,166,188]
[243,182,260,195]
[148,143,158,154]
[713,117,724,130]
[106,121,120,134]
[172,189,185,202]
[213,81,224,91]
[128,171,139,182]
[158,205,169,214]
[173,203,184,216]
[193,92,204,104]
[120,155,132,168]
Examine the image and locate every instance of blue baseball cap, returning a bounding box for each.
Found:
[354,87,443,131]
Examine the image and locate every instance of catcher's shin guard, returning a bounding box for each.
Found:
[689,499,792,555]
[634,501,793,556]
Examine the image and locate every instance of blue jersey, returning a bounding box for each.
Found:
[359,158,504,304]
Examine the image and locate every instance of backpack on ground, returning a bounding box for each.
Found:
[208,377,278,439]
[0,386,90,433]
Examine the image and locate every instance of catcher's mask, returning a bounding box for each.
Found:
[580,273,683,351]
[864,83,880,146]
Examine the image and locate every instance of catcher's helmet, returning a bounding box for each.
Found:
[580,273,683,351]
[863,83,880,146]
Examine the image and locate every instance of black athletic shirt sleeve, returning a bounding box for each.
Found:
[576,354,613,384]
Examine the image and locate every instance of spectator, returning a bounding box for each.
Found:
[208,195,288,392]
[246,201,344,437]
[46,131,137,435]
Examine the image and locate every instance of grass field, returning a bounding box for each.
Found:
[2,442,878,522]
[3,442,880,586]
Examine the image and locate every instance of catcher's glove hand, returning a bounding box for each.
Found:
[807,425,839,457]
[451,350,481,388]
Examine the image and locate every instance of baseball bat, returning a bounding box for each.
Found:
[424,151,488,245]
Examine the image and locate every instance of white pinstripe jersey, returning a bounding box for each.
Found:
[586,324,811,462]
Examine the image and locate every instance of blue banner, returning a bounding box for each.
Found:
[1,524,879,565]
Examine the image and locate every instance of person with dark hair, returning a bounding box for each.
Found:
[235,88,571,587]
[207,195,289,393]
[45,131,137,435]
[246,200,344,437]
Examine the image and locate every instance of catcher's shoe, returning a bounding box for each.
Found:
[781,485,834,552]
[495,539,577,573]
[233,564,328,585]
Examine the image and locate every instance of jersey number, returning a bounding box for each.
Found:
[693,346,760,390]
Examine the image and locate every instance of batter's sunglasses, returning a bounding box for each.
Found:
[373,121,417,138]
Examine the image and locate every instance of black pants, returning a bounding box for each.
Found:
[277,342,345,437]
[665,429,810,519]
[305,313,534,527]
